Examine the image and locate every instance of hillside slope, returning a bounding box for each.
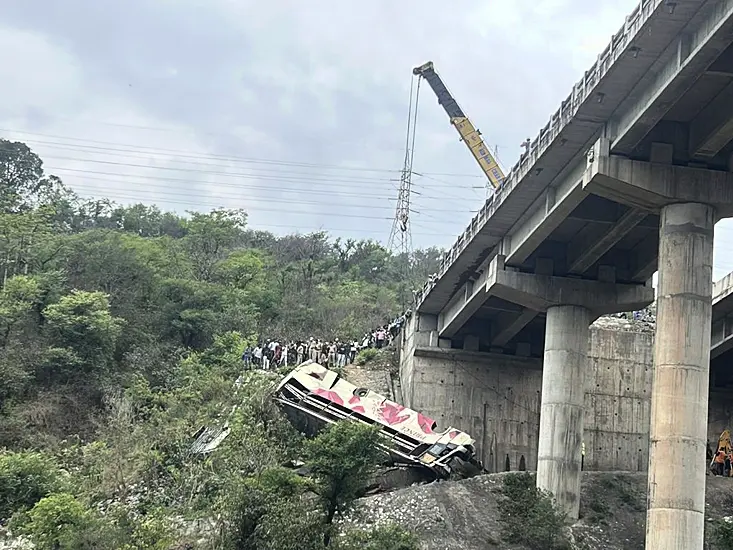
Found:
[346,471,733,549]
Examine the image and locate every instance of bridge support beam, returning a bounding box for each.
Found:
[584,143,733,550]
[537,304,589,521]
[484,257,653,518]
[646,202,714,550]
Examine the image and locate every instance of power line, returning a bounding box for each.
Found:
[46,166,399,194]
[71,190,450,238]
[45,164,481,212]
[70,187,460,232]
[66,180,464,216]
[0,128,485,179]
[4,151,489,192]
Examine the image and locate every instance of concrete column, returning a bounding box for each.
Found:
[536,304,590,520]
[646,203,715,550]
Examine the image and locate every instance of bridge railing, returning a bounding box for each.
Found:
[414,0,662,309]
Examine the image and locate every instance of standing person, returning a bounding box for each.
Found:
[375,328,386,349]
[320,341,329,365]
[309,338,318,361]
[328,341,337,368]
[712,450,726,476]
[297,341,305,365]
[264,349,271,370]
[349,341,357,364]
[242,347,252,370]
[253,345,262,368]
[337,341,347,368]
[274,343,282,368]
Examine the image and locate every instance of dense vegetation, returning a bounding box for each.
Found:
[498,474,570,550]
[0,138,430,548]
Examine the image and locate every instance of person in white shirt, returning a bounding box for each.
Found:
[297,342,305,365]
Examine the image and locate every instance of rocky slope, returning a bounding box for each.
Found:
[346,471,733,550]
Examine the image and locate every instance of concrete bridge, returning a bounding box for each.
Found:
[405,1,733,548]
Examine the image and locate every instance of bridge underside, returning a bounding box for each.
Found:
[410,1,733,544]
[711,275,733,388]
[435,32,733,355]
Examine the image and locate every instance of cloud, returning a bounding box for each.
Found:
[1,0,732,279]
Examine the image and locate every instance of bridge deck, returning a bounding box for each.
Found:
[416,0,733,332]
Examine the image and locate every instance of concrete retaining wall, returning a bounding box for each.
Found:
[400,314,733,471]
[399,314,732,472]
[584,328,652,472]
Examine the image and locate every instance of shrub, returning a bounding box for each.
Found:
[497,473,570,550]
[15,493,173,550]
[339,523,420,550]
[305,422,384,546]
[0,451,64,520]
[710,517,733,549]
[15,493,102,550]
[216,467,318,550]
[354,348,377,366]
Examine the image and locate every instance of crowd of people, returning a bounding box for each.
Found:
[241,312,411,371]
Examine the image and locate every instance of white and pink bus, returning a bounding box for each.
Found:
[274,361,480,478]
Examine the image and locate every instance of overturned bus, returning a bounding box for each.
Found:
[273,361,481,479]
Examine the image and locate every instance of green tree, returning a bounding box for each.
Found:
[0,274,41,346]
[0,208,56,284]
[16,493,99,550]
[159,278,255,349]
[184,209,247,281]
[217,248,266,290]
[0,139,44,212]
[43,290,123,377]
[305,422,384,545]
[217,467,322,550]
[0,451,64,519]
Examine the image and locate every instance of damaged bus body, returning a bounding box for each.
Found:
[273,361,480,479]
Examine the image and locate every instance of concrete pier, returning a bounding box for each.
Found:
[646,203,715,550]
[477,255,652,518]
[536,305,590,519]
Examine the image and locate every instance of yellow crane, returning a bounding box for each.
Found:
[412,61,504,190]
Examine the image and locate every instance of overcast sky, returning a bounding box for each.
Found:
[2,0,733,280]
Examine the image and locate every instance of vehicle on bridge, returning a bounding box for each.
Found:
[273,361,481,479]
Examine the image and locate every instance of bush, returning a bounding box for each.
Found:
[338,523,420,550]
[354,348,377,366]
[497,473,570,550]
[15,493,173,550]
[710,517,733,549]
[0,451,64,520]
[14,493,102,550]
[216,467,318,550]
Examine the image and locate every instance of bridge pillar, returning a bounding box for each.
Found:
[537,304,589,520]
[646,202,714,550]
[482,255,653,518]
[584,147,733,550]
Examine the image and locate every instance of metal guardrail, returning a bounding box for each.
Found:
[414,0,662,309]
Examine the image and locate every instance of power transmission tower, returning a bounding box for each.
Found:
[389,74,421,307]
[388,167,413,258]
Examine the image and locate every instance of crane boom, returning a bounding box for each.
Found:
[412,61,504,190]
